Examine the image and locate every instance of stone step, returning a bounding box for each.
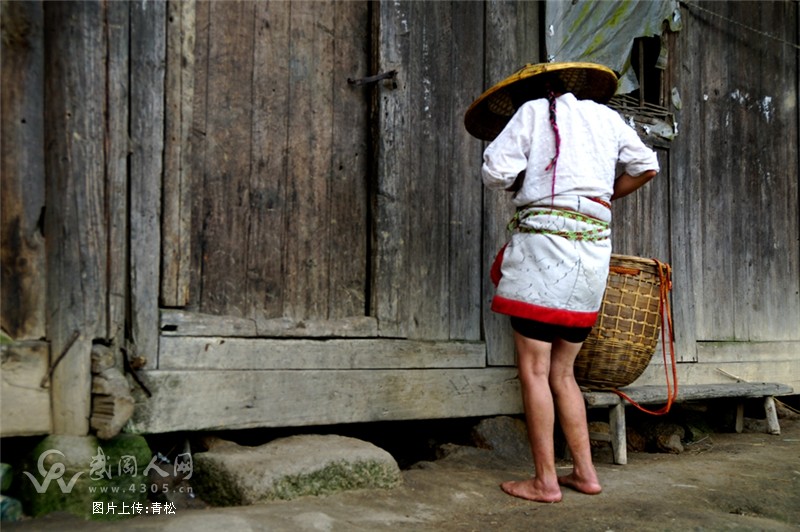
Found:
[192,434,401,506]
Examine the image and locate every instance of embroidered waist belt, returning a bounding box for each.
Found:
[508,199,610,242]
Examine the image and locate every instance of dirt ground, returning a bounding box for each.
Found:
[7,405,800,531]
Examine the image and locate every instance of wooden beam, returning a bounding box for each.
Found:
[161,0,195,307]
[372,1,411,338]
[128,368,522,433]
[633,357,799,393]
[583,383,794,408]
[158,337,485,370]
[129,1,166,369]
[105,1,130,340]
[44,1,107,435]
[160,310,379,338]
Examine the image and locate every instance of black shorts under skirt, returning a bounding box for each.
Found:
[510,316,592,344]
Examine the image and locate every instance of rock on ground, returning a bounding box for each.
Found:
[192,434,401,506]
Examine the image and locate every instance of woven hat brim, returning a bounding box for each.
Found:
[464,62,618,141]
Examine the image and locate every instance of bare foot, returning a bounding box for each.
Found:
[500,478,562,503]
[558,472,602,495]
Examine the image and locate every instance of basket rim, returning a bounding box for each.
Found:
[610,253,660,264]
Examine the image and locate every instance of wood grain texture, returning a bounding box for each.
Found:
[583,382,794,408]
[675,2,799,342]
[43,1,107,434]
[185,1,369,325]
[161,0,196,308]
[0,342,51,436]
[372,0,412,337]
[158,336,485,370]
[0,1,46,340]
[373,2,484,341]
[129,0,166,368]
[105,0,130,340]
[160,309,378,338]
[129,367,522,433]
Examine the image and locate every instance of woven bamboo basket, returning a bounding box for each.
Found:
[574,254,668,389]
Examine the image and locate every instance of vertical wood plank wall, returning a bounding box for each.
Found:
[170,1,371,324]
[672,1,799,343]
[373,1,483,341]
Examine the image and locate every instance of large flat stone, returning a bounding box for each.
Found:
[192,434,401,506]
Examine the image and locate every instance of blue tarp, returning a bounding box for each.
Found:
[546,0,682,95]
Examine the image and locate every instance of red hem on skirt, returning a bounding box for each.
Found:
[491,295,599,328]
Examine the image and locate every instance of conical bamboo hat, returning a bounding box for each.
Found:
[464,62,618,141]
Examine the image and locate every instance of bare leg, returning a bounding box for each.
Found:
[549,338,602,494]
[500,332,563,503]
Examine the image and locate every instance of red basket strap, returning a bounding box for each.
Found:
[613,259,678,415]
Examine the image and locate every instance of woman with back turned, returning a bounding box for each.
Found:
[465,62,659,502]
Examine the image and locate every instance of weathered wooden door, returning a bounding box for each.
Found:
[159,1,485,350]
[161,1,374,337]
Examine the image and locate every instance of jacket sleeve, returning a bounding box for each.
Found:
[481,105,532,190]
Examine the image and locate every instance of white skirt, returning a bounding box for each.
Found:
[490,195,612,328]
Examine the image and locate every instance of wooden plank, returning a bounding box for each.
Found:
[130,1,166,369]
[373,2,484,341]
[372,0,411,337]
[695,341,800,363]
[730,2,799,341]
[249,0,290,318]
[0,342,51,436]
[158,337,486,370]
[195,1,254,318]
[611,148,670,261]
[482,0,541,364]
[584,382,794,407]
[187,2,370,324]
[160,309,377,338]
[161,0,196,307]
[0,1,46,341]
[328,1,370,319]
[448,2,485,341]
[404,1,451,340]
[187,0,209,312]
[43,1,107,435]
[160,310,257,336]
[129,367,522,433]
[634,358,799,393]
[663,23,699,363]
[283,1,335,320]
[105,0,130,340]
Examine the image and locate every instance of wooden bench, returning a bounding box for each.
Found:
[582,383,794,465]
